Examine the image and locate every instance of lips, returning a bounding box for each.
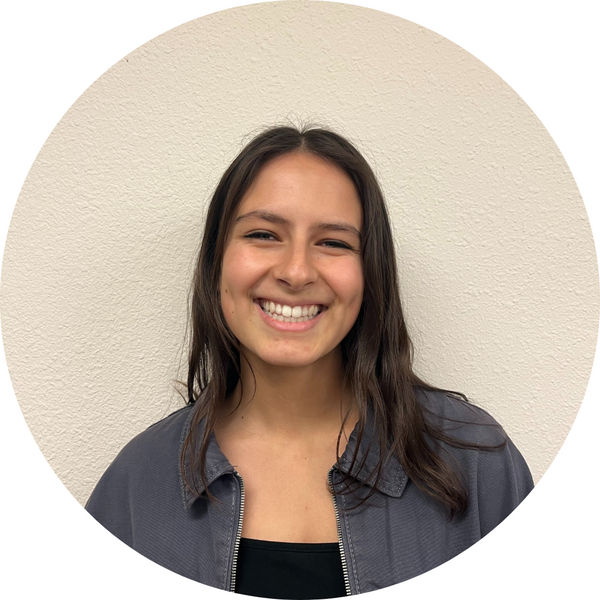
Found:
[260,301,322,324]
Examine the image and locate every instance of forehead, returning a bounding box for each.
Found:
[235,153,362,224]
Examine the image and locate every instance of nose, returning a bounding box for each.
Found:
[274,240,318,290]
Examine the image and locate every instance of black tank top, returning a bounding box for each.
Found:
[235,538,347,599]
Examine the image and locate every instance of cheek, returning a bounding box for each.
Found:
[220,247,263,312]
[220,285,233,319]
[220,252,239,319]
[335,262,364,309]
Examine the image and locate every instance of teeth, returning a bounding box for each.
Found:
[259,300,322,323]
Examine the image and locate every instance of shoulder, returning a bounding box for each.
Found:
[415,387,508,446]
[123,403,195,458]
[415,387,534,532]
[106,403,195,474]
[85,403,196,541]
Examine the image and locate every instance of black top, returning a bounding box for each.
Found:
[235,538,346,599]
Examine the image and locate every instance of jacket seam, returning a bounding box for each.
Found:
[224,474,236,590]
[341,493,361,595]
[178,404,197,507]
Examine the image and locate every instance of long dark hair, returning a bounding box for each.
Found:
[183,125,501,516]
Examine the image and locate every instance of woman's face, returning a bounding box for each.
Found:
[220,152,364,370]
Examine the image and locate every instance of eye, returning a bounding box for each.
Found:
[244,231,277,241]
[320,240,353,250]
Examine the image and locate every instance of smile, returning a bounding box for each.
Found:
[257,299,325,323]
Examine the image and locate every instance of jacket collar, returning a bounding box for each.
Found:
[180,402,409,509]
[179,402,234,509]
[337,411,408,498]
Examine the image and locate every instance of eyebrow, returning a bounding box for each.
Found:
[235,209,362,240]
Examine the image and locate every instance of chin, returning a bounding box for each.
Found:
[258,353,320,369]
[246,344,325,369]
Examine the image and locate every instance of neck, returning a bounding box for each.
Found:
[220,347,356,438]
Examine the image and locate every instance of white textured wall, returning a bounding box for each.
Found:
[1,1,597,506]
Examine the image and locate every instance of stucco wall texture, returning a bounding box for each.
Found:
[1,1,598,506]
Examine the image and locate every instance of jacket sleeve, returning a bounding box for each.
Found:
[475,434,534,537]
[85,445,136,547]
[84,404,194,549]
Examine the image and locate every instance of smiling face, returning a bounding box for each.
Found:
[219,152,364,370]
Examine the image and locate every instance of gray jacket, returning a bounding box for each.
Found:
[86,389,533,594]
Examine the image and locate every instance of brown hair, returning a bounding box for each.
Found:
[182,125,502,516]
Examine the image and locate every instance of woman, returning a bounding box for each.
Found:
[86,125,533,598]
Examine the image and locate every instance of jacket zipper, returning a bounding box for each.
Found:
[329,467,351,595]
[231,469,350,595]
[230,471,246,592]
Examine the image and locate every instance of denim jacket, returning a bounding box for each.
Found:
[86,389,533,594]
